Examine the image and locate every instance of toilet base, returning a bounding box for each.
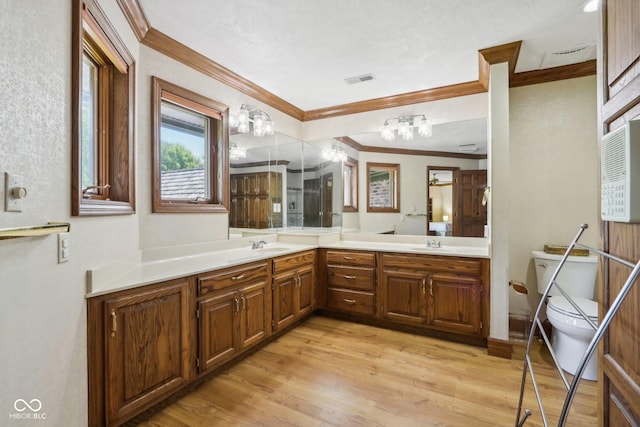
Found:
[552,329,598,381]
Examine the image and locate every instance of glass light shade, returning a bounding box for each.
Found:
[264,119,275,135]
[237,108,249,133]
[381,123,395,141]
[401,127,414,141]
[398,121,410,137]
[229,143,246,160]
[229,113,238,128]
[417,118,432,137]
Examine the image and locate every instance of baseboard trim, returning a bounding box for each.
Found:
[487,337,513,359]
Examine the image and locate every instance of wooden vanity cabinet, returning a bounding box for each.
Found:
[87,277,195,427]
[380,253,489,339]
[229,172,282,228]
[272,250,315,331]
[324,250,376,316]
[196,261,270,373]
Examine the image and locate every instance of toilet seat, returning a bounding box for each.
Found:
[548,296,598,321]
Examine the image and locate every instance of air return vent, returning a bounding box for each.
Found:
[344,73,374,85]
[540,43,595,68]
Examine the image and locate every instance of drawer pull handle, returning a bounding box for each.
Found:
[231,273,245,281]
[422,278,426,295]
[343,256,355,261]
[110,309,117,337]
[429,278,434,297]
[343,298,356,304]
[241,296,246,310]
[234,297,240,314]
[344,275,356,280]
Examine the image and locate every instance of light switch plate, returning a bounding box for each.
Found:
[58,232,70,264]
[5,172,25,212]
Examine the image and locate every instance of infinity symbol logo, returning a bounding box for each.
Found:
[14,399,42,412]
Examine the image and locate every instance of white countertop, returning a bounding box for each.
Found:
[87,233,489,298]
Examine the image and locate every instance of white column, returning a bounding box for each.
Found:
[488,62,510,341]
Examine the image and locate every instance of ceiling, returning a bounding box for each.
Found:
[139,0,598,112]
[139,0,597,153]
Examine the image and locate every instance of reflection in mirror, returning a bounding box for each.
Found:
[342,118,488,237]
[427,167,456,236]
[342,158,358,212]
[302,140,344,228]
[367,163,400,213]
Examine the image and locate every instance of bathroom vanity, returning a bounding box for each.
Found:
[86,236,489,426]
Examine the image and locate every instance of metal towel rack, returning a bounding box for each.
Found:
[515,223,640,426]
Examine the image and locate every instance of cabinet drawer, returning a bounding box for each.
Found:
[327,266,374,291]
[327,288,374,315]
[382,253,482,275]
[198,261,268,296]
[326,250,375,267]
[273,250,315,274]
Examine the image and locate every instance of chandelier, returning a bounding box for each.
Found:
[380,115,432,141]
[229,104,275,137]
[229,142,247,160]
[321,146,347,163]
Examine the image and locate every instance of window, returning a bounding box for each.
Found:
[152,77,229,213]
[342,159,358,212]
[72,0,135,216]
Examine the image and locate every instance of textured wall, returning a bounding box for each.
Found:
[508,76,599,317]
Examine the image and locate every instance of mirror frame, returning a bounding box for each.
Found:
[366,162,400,213]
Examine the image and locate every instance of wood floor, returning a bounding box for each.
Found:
[138,316,597,426]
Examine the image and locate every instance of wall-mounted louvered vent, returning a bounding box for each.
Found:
[344,73,374,85]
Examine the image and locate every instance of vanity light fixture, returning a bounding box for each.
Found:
[229,142,247,160]
[229,104,275,137]
[321,146,347,163]
[380,115,432,141]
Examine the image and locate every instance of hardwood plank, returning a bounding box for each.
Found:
[138,317,597,426]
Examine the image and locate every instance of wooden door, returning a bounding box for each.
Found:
[380,270,427,325]
[600,1,640,424]
[322,173,333,227]
[296,264,315,317]
[273,270,296,330]
[304,178,321,227]
[427,274,481,336]
[453,169,487,237]
[104,279,191,425]
[239,281,268,350]
[198,289,238,372]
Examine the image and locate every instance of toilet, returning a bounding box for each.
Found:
[532,250,599,380]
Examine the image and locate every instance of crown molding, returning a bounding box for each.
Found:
[118,1,595,124]
[335,137,487,160]
[142,28,305,120]
[115,0,150,41]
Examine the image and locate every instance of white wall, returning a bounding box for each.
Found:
[0,1,139,425]
[508,76,599,316]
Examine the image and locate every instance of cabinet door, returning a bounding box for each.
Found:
[198,289,239,372]
[296,264,315,317]
[104,279,191,425]
[427,274,481,335]
[239,281,268,349]
[273,270,296,331]
[380,270,427,325]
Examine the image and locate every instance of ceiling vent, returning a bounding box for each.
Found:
[344,73,374,85]
[540,43,596,68]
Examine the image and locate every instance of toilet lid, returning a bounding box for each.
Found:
[548,296,598,320]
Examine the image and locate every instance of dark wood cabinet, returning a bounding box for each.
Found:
[196,261,269,374]
[88,277,195,427]
[324,250,376,317]
[379,253,488,339]
[272,250,315,331]
[230,172,282,228]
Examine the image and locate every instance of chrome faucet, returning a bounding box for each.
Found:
[251,240,267,249]
[427,239,442,248]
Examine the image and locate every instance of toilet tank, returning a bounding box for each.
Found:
[532,250,598,299]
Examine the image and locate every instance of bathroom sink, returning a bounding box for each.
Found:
[226,246,291,263]
[253,246,289,254]
[409,246,459,253]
